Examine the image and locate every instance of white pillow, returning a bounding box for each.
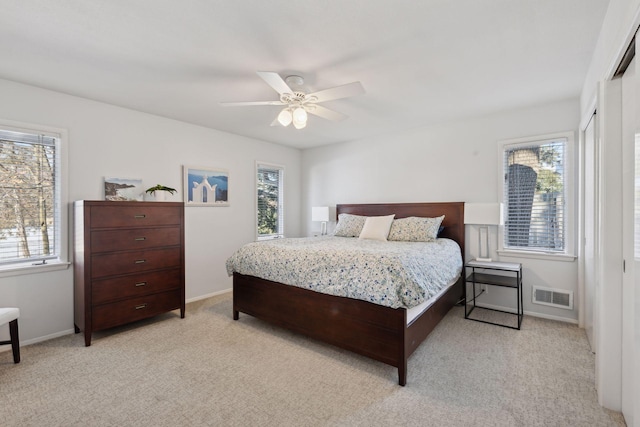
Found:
[358,215,395,241]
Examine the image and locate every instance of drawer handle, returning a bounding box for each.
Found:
[134,237,146,241]
[134,214,146,219]
[135,282,147,287]
[134,259,146,264]
[135,304,147,310]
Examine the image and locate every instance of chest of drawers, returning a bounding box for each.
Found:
[73,200,185,346]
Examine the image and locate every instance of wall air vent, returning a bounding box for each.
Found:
[532,286,573,310]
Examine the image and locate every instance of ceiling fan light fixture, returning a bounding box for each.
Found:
[293,107,307,125]
[221,71,365,129]
[277,108,292,126]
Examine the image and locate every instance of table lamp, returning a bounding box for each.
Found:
[312,206,330,236]
[464,203,502,262]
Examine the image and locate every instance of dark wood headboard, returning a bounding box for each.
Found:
[336,202,465,261]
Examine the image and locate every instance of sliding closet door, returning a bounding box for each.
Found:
[622,53,639,427]
[597,50,639,423]
[584,113,597,352]
[596,76,623,410]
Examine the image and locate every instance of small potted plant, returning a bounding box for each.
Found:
[145,184,177,201]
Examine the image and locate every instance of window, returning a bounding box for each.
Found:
[500,132,574,258]
[0,126,63,267]
[256,162,284,240]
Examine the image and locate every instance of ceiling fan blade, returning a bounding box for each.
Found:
[306,104,348,121]
[257,71,293,95]
[307,81,365,103]
[270,116,281,127]
[220,100,285,106]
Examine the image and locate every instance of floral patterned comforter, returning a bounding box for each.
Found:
[226,236,462,309]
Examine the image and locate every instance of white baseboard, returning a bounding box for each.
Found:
[1,291,233,353]
[474,302,578,325]
[0,290,233,352]
[22,328,76,346]
[0,328,76,352]
[524,310,578,325]
[186,288,232,304]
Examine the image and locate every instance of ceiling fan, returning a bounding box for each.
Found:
[220,71,365,129]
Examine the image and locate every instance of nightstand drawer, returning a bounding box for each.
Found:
[91,227,181,252]
[91,247,181,278]
[92,268,182,305]
[90,205,182,228]
[92,289,181,331]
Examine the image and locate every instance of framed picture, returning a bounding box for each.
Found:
[104,177,144,201]
[183,165,229,206]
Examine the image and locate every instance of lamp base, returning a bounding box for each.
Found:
[475,257,493,262]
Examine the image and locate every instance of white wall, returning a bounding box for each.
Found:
[0,78,302,345]
[302,98,580,322]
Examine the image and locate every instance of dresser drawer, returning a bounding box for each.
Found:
[92,268,181,305]
[91,227,181,253]
[92,289,181,331]
[90,205,182,228]
[91,247,181,278]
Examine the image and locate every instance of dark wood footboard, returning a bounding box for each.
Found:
[233,273,463,385]
[232,201,465,385]
[233,273,406,368]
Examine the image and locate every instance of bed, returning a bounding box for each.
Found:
[228,202,465,385]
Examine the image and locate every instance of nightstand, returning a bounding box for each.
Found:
[464,260,523,329]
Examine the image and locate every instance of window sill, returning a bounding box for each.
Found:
[0,261,71,278]
[497,250,576,262]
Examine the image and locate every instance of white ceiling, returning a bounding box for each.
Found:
[0,0,610,149]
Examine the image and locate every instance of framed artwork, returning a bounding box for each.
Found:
[183,165,229,206]
[104,177,144,201]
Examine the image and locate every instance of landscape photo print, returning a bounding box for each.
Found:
[183,166,229,206]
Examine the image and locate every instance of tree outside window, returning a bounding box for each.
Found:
[503,139,566,252]
[257,163,284,239]
[0,131,58,263]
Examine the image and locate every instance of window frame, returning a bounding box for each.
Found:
[255,161,285,241]
[497,131,576,261]
[0,119,69,277]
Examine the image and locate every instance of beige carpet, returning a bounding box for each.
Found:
[0,294,625,427]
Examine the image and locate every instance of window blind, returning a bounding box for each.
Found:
[503,138,566,252]
[0,128,60,264]
[257,163,284,239]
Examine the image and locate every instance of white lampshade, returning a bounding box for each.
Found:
[292,107,307,125]
[464,203,502,225]
[277,109,292,126]
[312,206,330,222]
[465,203,503,262]
[312,206,330,236]
[293,120,306,129]
[293,107,307,122]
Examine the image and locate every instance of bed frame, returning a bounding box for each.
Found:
[232,202,465,385]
